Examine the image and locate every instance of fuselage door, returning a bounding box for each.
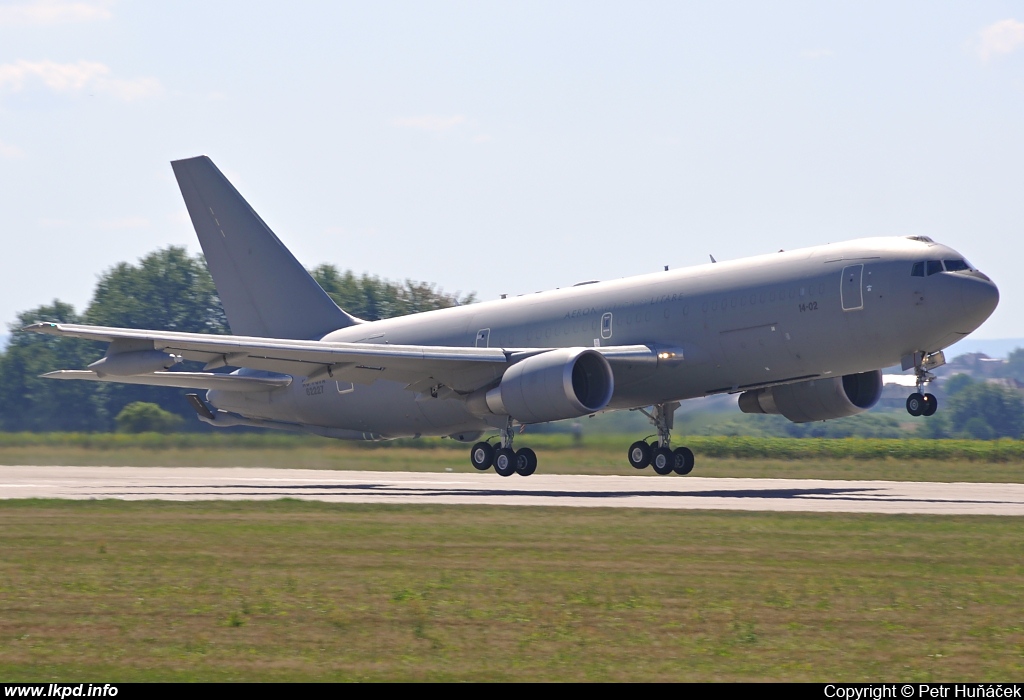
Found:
[841,264,864,311]
[475,328,490,347]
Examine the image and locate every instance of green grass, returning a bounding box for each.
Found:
[1,500,1022,681]
[2,431,1024,460]
[1,433,1024,482]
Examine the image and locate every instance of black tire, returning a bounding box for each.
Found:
[493,447,517,477]
[673,447,695,475]
[922,393,938,417]
[470,442,494,470]
[627,441,651,469]
[906,392,924,417]
[515,448,538,477]
[652,447,675,475]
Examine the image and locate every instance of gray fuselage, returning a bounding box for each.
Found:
[208,235,999,439]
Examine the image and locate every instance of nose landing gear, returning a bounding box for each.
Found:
[469,418,538,477]
[904,350,944,417]
[627,402,695,476]
[906,391,937,417]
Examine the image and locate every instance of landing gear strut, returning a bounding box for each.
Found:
[904,351,943,417]
[468,418,538,477]
[627,402,695,476]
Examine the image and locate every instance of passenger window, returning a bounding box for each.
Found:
[944,259,969,272]
[926,260,943,276]
[911,262,924,277]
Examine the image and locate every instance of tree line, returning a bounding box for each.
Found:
[0,247,474,432]
[2,246,1022,439]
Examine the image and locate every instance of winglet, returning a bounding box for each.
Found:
[171,156,361,339]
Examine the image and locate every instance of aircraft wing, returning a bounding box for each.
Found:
[25,322,514,392]
[25,322,661,395]
[40,369,293,392]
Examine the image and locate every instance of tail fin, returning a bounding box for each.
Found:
[171,155,360,339]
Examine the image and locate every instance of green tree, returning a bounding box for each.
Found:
[0,248,478,432]
[944,382,1024,439]
[943,373,974,396]
[711,411,905,438]
[311,264,475,320]
[115,402,185,433]
[80,247,230,429]
[0,301,107,431]
[1005,348,1024,383]
[85,247,228,334]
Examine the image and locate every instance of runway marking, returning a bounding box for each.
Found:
[1,466,1023,515]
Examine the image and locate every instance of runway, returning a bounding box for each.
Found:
[1,466,1023,515]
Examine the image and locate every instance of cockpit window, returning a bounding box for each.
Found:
[912,259,975,276]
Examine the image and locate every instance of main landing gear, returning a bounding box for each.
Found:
[469,418,537,477]
[905,351,944,418]
[627,402,695,476]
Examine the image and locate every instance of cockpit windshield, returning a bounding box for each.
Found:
[911,258,974,276]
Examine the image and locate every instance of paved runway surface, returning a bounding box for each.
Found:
[1,466,1023,515]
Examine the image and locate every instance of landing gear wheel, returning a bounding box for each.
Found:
[627,441,652,469]
[672,447,695,475]
[922,393,938,417]
[493,447,517,477]
[652,447,675,475]
[514,448,538,476]
[906,392,924,417]
[470,442,494,470]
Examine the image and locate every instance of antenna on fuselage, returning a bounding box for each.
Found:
[709,254,717,263]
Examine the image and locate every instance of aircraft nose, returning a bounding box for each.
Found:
[958,274,999,330]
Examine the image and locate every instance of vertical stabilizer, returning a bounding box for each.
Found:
[171,156,360,339]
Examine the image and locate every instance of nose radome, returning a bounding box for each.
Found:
[958,274,999,331]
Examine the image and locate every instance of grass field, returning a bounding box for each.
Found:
[1,433,1024,482]
[1,500,1022,681]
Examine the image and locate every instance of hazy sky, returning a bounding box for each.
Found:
[1,1,1022,338]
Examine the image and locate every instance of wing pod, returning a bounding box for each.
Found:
[87,350,181,377]
[738,370,882,423]
[468,348,614,424]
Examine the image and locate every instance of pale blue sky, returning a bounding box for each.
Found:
[1,1,1022,337]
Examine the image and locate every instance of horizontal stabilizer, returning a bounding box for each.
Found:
[41,370,292,393]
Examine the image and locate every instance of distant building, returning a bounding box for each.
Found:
[941,352,1007,378]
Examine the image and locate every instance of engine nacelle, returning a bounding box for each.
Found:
[88,350,180,377]
[737,370,882,423]
[469,348,614,424]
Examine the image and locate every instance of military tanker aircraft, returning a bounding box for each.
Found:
[26,156,1000,476]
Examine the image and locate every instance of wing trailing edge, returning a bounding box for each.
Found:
[41,369,292,392]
